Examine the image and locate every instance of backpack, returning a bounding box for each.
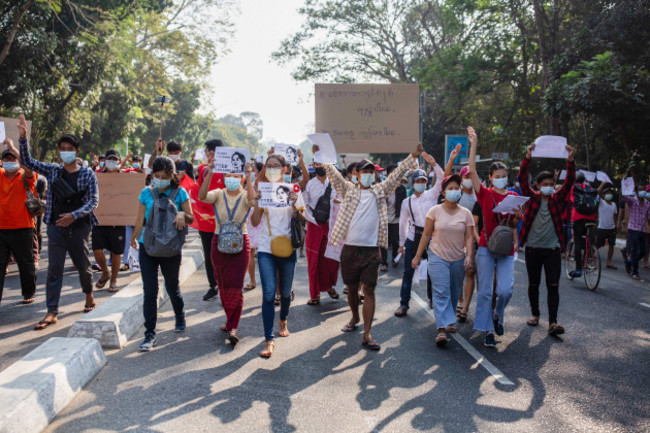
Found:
[573,184,598,215]
[485,195,515,256]
[143,187,188,257]
[310,183,332,224]
[214,191,250,254]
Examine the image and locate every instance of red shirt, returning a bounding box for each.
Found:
[476,184,518,255]
[0,169,36,229]
[192,164,225,233]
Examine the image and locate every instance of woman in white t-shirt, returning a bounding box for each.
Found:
[412,174,475,347]
[250,154,305,358]
[596,187,618,269]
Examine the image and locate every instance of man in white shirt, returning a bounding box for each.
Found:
[396,160,443,317]
[303,162,340,304]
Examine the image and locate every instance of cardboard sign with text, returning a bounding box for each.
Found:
[95,173,147,226]
[315,83,420,153]
[0,117,32,145]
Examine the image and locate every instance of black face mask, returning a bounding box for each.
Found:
[315,167,326,177]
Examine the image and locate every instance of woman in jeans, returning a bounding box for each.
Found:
[412,174,475,346]
[199,163,254,346]
[250,154,305,358]
[131,156,193,352]
[467,126,520,348]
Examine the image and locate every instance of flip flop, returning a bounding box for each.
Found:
[362,339,381,351]
[436,334,448,347]
[457,312,468,323]
[526,317,539,327]
[34,317,58,330]
[548,324,565,336]
[95,275,110,289]
[606,264,618,269]
[119,263,130,271]
[341,323,358,332]
[307,299,320,305]
[22,297,35,304]
[244,283,256,291]
[259,341,275,358]
[84,303,96,313]
[108,285,120,293]
[327,289,339,300]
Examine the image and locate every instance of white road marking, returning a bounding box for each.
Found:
[411,292,515,386]
[640,303,650,309]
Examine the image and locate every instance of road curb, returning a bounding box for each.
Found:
[67,238,204,348]
[0,337,106,433]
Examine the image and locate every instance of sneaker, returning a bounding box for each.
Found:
[493,316,504,336]
[139,335,156,352]
[484,333,496,348]
[175,317,186,332]
[394,306,408,317]
[202,287,218,301]
[569,270,582,279]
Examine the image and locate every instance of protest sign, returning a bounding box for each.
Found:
[274,144,299,166]
[258,182,300,208]
[445,136,468,164]
[324,201,343,262]
[559,170,567,180]
[532,136,569,159]
[213,147,250,174]
[308,133,337,164]
[194,148,206,163]
[254,154,264,164]
[315,83,419,153]
[492,195,530,214]
[622,177,635,196]
[596,171,612,184]
[95,173,147,226]
[0,117,32,144]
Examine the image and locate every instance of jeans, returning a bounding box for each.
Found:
[45,223,93,313]
[121,225,134,265]
[475,247,514,332]
[258,251,296,341]
[428,253,465,328]
[525,247,561,324]
[628,230,649,276]
[139,244,184,338]
[199,230,217,289]
[399,239,432,308]
[0,228,36,302]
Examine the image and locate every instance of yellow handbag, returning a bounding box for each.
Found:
[265,209,293,258]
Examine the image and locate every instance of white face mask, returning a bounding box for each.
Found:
[413,183,426,194]
[105,160,119,171]
[3,161,19,172]
[540,186,555,196]
[168,154,180,162]
[266,168,282,182]
[462,179,473,190]
[492,177,508,189]
[360,173,375,187]
[351,175,358,184]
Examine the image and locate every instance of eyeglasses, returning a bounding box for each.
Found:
[266,164,282,169]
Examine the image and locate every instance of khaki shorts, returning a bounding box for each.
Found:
[340,245,381,289]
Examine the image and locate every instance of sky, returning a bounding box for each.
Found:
[205,0,314,146]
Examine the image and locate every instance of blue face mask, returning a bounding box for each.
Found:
[605,193,613,201]
[283,174,292,183]
[3,161,19,172]
[360,173,375,187]
[99,161,105,168]
[540,186,555,196]
[224,177,241,191]
[492,177,508,189]
[351,175,358,184]
[132,162,140,169]
[413,183,426,194]
[445,189,461,202]
[60,151,76,164]
[152,177,171,190]
[639,191,647,199]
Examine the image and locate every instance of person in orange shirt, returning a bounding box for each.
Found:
[0,141,37,304]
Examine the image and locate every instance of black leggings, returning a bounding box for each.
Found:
[525,246,561,324]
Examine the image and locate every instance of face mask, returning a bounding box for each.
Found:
[639,191,647,199]
[315,167,326,177]
[492,177,508,189]
[99,161,105,168]
[462,179,473,190]
[105,160,119,171]
[445,190,461,202]
[250,172,256,183]
[605,193,613,201]
[152,177,170,190]
[360,173,374,187]
[3,162,19,172]
[540,186,555,196]
[515,182,520,188]
[168,154,180,162]
[132,163,140,169]
[266,168,282,182]
[351,175,358,184]
[145,168,152,175]
[413,183,426,194]
[224,177,241,191]
[283,174,292,183]
[60,151,76,164]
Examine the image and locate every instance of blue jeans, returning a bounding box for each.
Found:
[121,225,134,264]
[475,247,514,332]
[139,244,184,338]
[258,251,297,341]
[628,230,649,276]
[428,253,465,328]
[399,239,432,307]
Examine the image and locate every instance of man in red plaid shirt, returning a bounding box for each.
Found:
[517,142,575,336]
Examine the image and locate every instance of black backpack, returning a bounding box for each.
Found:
[310,183,332,224]
[573,184,598,215]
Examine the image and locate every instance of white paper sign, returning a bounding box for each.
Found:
[324,201,343,262]
[0,122,5,142]
[258,182,299,208]
[308,133,338,164]
[492,195,530,214]
[143,153,152,169]
[194,148,206,163]
[622,177,635,196]
[274,144,299,166]
[579,170,596,183]
[596,171,612,184]
[414,258,428,286]
[559,170,567,180]
[213,147,250,174]
[532,136,569,159]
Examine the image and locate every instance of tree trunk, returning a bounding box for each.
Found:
[0,0,35,66]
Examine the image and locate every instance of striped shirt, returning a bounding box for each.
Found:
[622,196,650,232]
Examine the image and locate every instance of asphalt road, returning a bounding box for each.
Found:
[39,244,649,433]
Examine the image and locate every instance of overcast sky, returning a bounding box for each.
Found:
[206,0,313,145]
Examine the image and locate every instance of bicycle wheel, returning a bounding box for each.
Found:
[564,240,576,279]
[583,244,601,291]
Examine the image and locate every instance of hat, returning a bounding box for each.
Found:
[459,166,470,177]
[2,149,16,159]
[442,174,462,190]
[374,164,385,172]
[132,155,142,162]
[105,149,121,160]
[356,159,375,171]
[411,169,428,182]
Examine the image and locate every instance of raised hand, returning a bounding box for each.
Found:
[297,148,304,162]
[17,114,28,139]
[467,126,477,147]
[566,145,574,162]
[244,163,252,175]
[450,143,461,161]
[422,152,437,166]
[526,143,535,160]
[155,140,165,156]
[3,138,18,156]
[411,142,424,158]
[267,147,275,156]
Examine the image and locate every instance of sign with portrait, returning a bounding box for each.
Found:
[213,147,250,174]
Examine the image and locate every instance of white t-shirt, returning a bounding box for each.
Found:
[598,200,618,230]
[345,189,379,247]
[458,190,477,211]
[258,206,293,254]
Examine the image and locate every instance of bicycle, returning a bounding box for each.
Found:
[564,222,601,291]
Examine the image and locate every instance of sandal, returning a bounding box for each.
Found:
[95,275,110,289]
[108,284,119,293]
[606,264,618,269]
[228,330,239,346]
[548,323,565,336]
[445,325,456,334]
[327,289,339,300]
[457,311,468,323]
[22,297,35,304]
[84,303,96,313]
[274,297,281,306]
[632,274,643,281]
[436,333,448,347]
[244,283,256,291]
[307,299,320,306]
[526,316,539,327]
[34,316,58,330]
[278,320,290,337]
[119,263,129,271]
[260,341,275,358]
[341,322,358,333]
[362,339,381,351]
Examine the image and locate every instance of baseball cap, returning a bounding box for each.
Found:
[374,164,385,172]
[357,159,375,171]
[459,166,470,177]
[105,149,121,160]
[2,149,16,159]
[411,169,428,182]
